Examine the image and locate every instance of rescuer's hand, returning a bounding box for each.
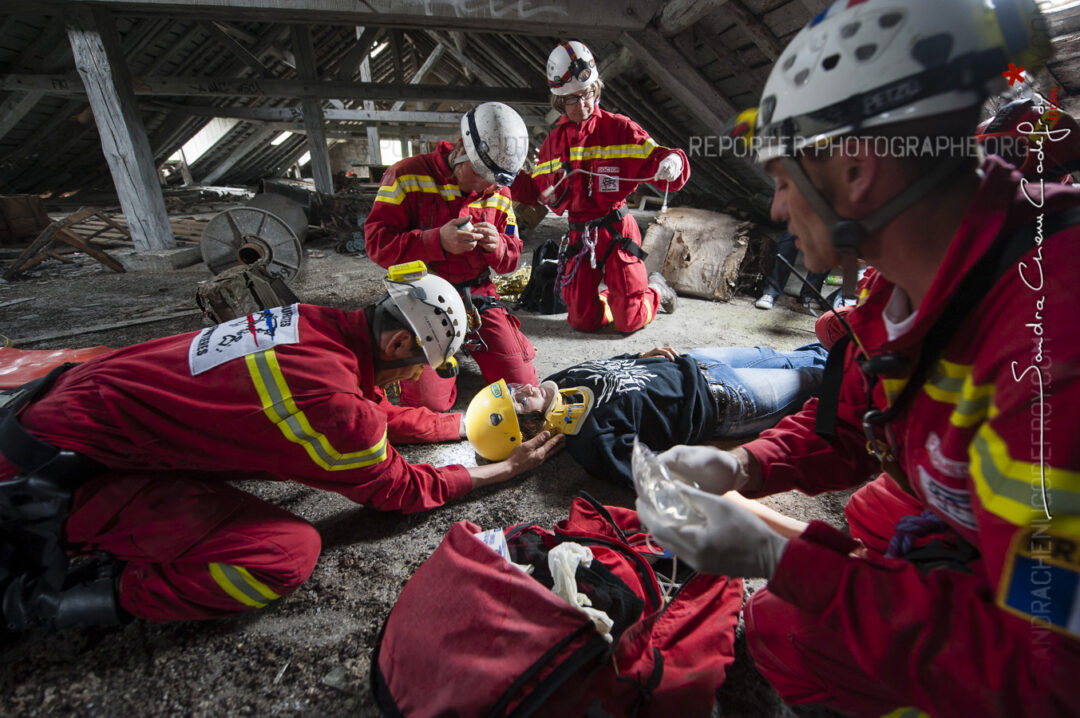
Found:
[467,431,565,490]
[440,218,482,255]
[505,430,564,475]
[655,154,684,182]
[656,444,752,495]
[636,485,788,579]
[474,222,501,253]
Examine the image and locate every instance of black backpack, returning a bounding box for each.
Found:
[519,238,567,314]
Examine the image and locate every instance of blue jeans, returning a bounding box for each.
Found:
[762,232,829,302]
[686,343,828,438]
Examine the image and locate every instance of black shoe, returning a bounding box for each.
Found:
[648,272,678,314]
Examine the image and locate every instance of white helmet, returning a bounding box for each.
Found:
[546,41,598,96]
[755,0,1050,164]
[382,261,466,369]
[460,102,529,187]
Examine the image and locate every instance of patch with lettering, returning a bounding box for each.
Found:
[598,165,620,193]
[189,304,300,376]
[998,528,1080,639]
[917,465,977,530]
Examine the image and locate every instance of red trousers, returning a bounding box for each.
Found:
[745,476,923,717]
[561,219,659,333]
[66,471,322,622]
[400,301,537,411]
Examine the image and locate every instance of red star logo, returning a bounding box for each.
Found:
[1002,63,1026,86]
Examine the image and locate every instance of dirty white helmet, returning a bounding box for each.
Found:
[382,261,466,369]
[546,41,598,97]
[460,102,529,187]
[755,0,1050,164]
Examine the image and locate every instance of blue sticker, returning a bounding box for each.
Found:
[999,530,1080,639]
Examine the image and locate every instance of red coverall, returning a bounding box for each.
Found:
[739,158,1080,716]
[515,107,690,333]
[365,141,537,411]
[0,305,470,623]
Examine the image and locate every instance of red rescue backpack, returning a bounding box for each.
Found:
[371,492,744,717]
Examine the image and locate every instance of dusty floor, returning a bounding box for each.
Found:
[0,211,846,717]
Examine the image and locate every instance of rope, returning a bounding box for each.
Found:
[542,168,672,213]
[885,509,948,558]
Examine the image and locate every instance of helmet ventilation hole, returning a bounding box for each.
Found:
[822,54,840,71]
[794,68,810,86]
[782,54,796,71]
[879,12,903,29]
[840,22,860,39]
[911,34,954,68]
[855,44,877,61]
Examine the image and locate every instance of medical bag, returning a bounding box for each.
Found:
[371,492,743,717]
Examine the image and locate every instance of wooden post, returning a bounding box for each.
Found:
[65,5,174,251]
[291,24,334,196]
[360,54,382,165]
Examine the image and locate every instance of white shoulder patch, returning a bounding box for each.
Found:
[189,304,300,376]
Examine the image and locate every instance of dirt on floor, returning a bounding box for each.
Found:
[0,211,847,717]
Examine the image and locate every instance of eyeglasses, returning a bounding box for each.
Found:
[564,87,597,106]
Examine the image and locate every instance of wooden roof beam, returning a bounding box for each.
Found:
[1,73,547,103]
[47,0,662,38]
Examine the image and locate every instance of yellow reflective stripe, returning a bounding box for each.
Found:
[923,359,971,404]
[569,138,657,162]
[209,563,280,609]
[246,349,389,471]
[532,159,561,178]
[643,295,655,323]
[599,293,613,325]
[468,192,513,214]
[970,421,1080,530]
[882,378,906,406]
[951,376,994,428]
[880,708,929,718]
[916,359,994,427]
[374,174,461,205]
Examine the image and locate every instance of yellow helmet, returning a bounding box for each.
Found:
[465,379,596,460]
[464,379,523,461]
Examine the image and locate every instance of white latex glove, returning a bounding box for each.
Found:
[657,444,747,495]
[655,154,683,182]
[636,485,788,579]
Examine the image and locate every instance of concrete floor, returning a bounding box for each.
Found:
[0,210,846,717]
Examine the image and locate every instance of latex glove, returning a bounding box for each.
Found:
[655,154,683,182]
[657,444,747,495]
[636,485,788,578]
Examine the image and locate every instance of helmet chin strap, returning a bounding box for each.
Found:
[780,155,966,301]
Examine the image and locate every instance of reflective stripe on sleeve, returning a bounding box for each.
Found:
[246,349,389,471]
[375,174,461,204]
[970,420,1080,531]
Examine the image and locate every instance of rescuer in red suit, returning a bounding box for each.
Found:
[0,264,561,631]
[511,40,689,334]
[365,102,538,412]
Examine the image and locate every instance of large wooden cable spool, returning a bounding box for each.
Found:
[200,193,308,282]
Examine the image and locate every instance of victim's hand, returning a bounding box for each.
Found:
[640,346,679,360]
